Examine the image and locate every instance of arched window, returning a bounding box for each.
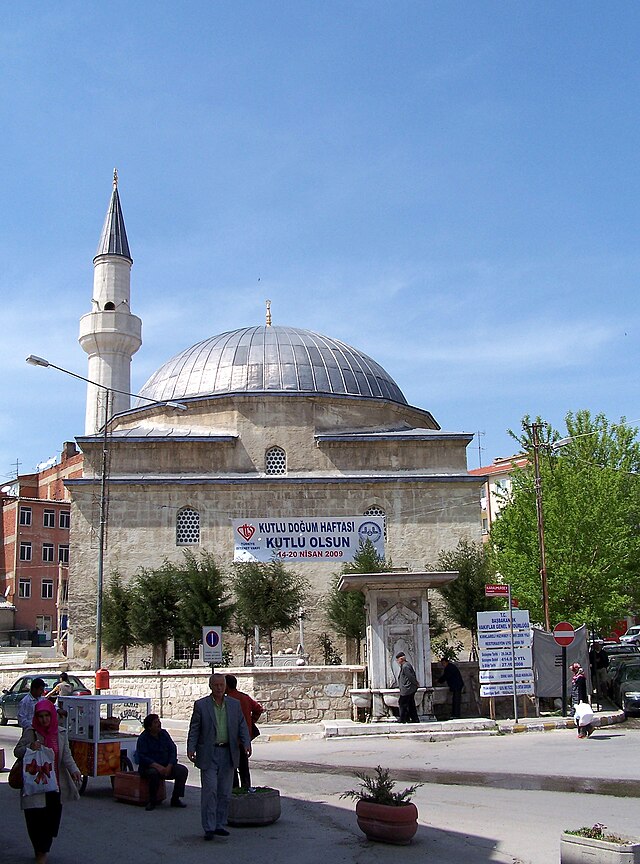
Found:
[104,301,116,310]
[176,507,200,546]
[265,446,287,475]
[364,505,387,539]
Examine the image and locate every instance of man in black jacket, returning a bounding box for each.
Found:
[438,659,464,719]
[395,652,420,723]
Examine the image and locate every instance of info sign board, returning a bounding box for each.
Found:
[232,517,385,563]
[202,626,223,664]
[477,609,534,698]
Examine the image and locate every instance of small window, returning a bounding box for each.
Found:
[176,507,200,546]
[59,511,70,529]
[43,509,55,528]
[265,446,287,475]
[19,542,32,562]
[19,507,32,526]
[36,615,52,635]
[42,543,55,563]
[104,301,116,310]
[19,579,31,599]
[41,580,54,599]
[60,580,68,602]
[363,505,387,540]
[58,545,69,565]
[482,518,489,534]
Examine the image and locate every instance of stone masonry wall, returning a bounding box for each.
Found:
[0,664,366,723]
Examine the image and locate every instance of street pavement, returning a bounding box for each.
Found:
[1,714,638,864]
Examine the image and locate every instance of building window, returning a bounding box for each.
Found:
[43,509,55,528]
[59,511,70,529]
[19,542,32,562]
[363,505,387,539]
[265,446,287,475]
[19,507,32,526]
[36,615,52,635]
[18,579,31,599]
[176,507,200,546]
[58,545,69,565]
[482,517,489,534]
[41,580,54,599]
[60,580,68,602]
[42,543,55,563]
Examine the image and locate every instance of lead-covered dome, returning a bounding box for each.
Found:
[137,325,407,405]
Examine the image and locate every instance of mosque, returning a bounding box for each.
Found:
[65,175,481,664]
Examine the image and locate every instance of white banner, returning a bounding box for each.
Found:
[478,632,531,651]
[481,681,535,697]
[479,647,533,670]
[232,517,385,563]
[477,610,531,632]
[479,669,534,684]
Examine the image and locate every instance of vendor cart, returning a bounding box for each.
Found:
[58,694,151,794]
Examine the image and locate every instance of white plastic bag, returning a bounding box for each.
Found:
[22,746,59,796]
[574,702,594,726]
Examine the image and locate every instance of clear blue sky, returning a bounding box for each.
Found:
[2,2,639,478]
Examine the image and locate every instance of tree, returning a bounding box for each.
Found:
[129,562,181,667]
[489,411,640,633]
[172,550,235,667]
[102,571,137,669]
[436,538,497,658]
[325,540,389,663]
[232,560,309,665]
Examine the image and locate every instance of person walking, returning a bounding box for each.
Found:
[14,699,81,864]
[570,663,594,738]
[136,713,188,810]
[395,652,420,723]
[17,678,47,730]
[438,658,465,719]
[225,675,263,789]
[187,673,251,841]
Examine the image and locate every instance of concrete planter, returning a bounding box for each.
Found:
[355,800,418,845]
[561,832,640,863]
[227,787,281,826]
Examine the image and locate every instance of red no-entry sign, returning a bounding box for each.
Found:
[553,621,575,646]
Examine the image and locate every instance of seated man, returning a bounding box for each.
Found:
[136,713,188,811]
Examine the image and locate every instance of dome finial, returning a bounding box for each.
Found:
[113,167,118,189]
[265,299,272,327]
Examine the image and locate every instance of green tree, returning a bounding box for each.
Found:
[436,538,497,658]
[102,571,137,669]
[232,560,309,665]
[325,540,389,663]
[129,562,181,667]
[172,550,235,667]
[489,411,640,632]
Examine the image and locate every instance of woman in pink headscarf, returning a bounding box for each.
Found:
[13,699,82,864]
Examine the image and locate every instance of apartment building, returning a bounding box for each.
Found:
[468,454,528,537]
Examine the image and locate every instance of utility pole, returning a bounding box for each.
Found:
[530,423,551,631]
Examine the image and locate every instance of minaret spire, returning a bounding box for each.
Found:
[79,173,142,434]
[266,299,272,327]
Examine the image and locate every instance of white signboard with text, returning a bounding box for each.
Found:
[232,517,385,563]
[479,647,533,670]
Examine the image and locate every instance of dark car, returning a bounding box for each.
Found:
[610,661,640,712]
[601,645,640,696]
[0,674,91,725]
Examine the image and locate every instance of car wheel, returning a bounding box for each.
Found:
[0,708,7,726]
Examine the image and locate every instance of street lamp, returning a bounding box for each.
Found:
[26,354,187,683]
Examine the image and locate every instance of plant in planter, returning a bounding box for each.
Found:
[228,786,281,826]
[341,766,421,845]
[561,823,640,863]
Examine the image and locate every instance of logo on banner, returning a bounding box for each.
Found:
[358,521,382,544]
[237,523,256,541]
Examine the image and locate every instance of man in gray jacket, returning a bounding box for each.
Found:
[396,652,420,723]
[187,673,251,840]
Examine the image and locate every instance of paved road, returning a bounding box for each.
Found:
[1,721,638,864]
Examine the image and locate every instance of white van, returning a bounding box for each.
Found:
[620,624,640,644]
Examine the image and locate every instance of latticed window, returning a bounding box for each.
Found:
[176,507,200,546]
[363,505,387,539]
[265,446,287,475]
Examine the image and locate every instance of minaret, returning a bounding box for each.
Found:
[79,170,142,434]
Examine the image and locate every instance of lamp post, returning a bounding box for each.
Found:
[26,354,186,684]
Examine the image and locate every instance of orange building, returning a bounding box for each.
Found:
[0,443,83,646]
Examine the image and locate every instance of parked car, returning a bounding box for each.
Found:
[0,674,91,725]
[603,649,640,697]
[620,625,640,645]
[610,660,640,712]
